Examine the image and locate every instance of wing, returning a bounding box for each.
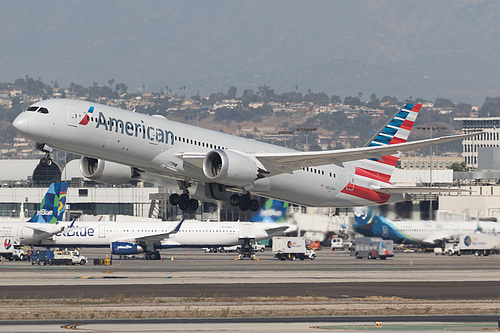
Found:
[178,132,479,175]
[253,133,479,173]
[421,233,458,245]
[128,219,184,244]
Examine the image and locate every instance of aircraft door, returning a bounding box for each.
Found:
[67,107,79,127]
[98,224,106,238]
[17,225,24,240]
[346,173,355,191]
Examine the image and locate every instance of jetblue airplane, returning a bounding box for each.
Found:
[353,206,499,245]
[0,182,68,251]
[12,99,476,212]
[39,199,295,260]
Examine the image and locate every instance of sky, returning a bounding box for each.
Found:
[1,0,499,105]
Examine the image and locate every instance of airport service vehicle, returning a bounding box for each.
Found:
[330,237,344,251]
[220,241,266,253]
[0,242,30,261]
[350,237,394,259]
[13,100,474,212]
[31,249,87,265]
[353,206,500,245]
[0,183,68,252]
[439,233,500,256]
[272,237,316,260]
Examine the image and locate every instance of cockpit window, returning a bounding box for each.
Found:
[38,107,49,114]
[27,106,39,112]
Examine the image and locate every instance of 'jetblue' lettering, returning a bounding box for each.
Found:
[57,227,95,237]
[96,112,174,145]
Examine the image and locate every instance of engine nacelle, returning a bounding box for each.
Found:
[80,157,133,185]
[111,242,143,255]
[203,150,259,186]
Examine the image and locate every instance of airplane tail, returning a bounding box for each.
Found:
[353,206,383,228]
[27,182,68,224]
[350,103,422,183]
[248,199,289,223]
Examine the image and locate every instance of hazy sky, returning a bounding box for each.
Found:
[1,0,499,104]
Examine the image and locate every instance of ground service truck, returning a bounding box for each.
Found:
[272,237,316,260]
[350,237,394,259]
[437,233,500,256]
[31,249,87,265]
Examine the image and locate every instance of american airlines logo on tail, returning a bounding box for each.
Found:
[79,106,175,145]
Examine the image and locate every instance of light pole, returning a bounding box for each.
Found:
[416,125,447,220]
[295,127,317,151]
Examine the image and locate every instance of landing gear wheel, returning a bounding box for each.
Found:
[229,194,240,206]
[179,202,189,211]
[40,156,53,167]
[188,199,199,211]
[249,199,260,212]
[239,202,249,212]
[149,252,161,260]
[179,193,190,206]
[169,194,180,206]
[240,194,251,206]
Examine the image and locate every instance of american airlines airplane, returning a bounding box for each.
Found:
[0,182,68,250]
[39,199,296,260]
[353,206,499,245]
[12,100,476,212]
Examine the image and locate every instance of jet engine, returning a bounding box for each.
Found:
[111,242,143,255]
[80,157,133,185]
[203,149,259,186]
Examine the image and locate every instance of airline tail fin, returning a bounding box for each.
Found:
[27,182,68,224]
[249,199,289,223]
[353,206,383,228]
[350,103,422,183]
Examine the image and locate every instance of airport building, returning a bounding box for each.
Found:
[455,117,500,169]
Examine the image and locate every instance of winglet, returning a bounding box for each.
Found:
[173,218,184,233]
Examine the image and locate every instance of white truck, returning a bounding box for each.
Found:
[31,249,87,265]
[439,233,499,256]
[272,237,316,260]
[330,237,344,251]
[350,237,394,259]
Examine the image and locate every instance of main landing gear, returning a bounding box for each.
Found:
[169,193,200,211]
[229,193,260,212]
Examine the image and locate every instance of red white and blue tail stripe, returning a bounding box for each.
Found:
[355,103,421,181]
[342,103,421,204]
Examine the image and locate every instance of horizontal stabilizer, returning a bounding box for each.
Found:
[373,186,473,194]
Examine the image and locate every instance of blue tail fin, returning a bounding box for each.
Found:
[249,199,289,223]
[353,206,383,227]
[27,182,68,224]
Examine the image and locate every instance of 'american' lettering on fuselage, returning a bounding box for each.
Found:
[95,111,175,145]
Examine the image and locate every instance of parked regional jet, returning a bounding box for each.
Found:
[353,206,499,245]
[0,183,68,250]
[39,199,295,259]
[13,100,477,212]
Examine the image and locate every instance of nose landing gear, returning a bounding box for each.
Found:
[36,143,54,167]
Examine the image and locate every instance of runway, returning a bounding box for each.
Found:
[1,249,500,332]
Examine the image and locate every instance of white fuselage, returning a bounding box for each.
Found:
[38,220,294,249]
[0,221,64,246]
[13,99,404,207]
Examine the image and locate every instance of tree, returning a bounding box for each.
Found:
[227,86,237,99]
[448,161,469,172]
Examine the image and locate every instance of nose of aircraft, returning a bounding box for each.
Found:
[13,113,29,134]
